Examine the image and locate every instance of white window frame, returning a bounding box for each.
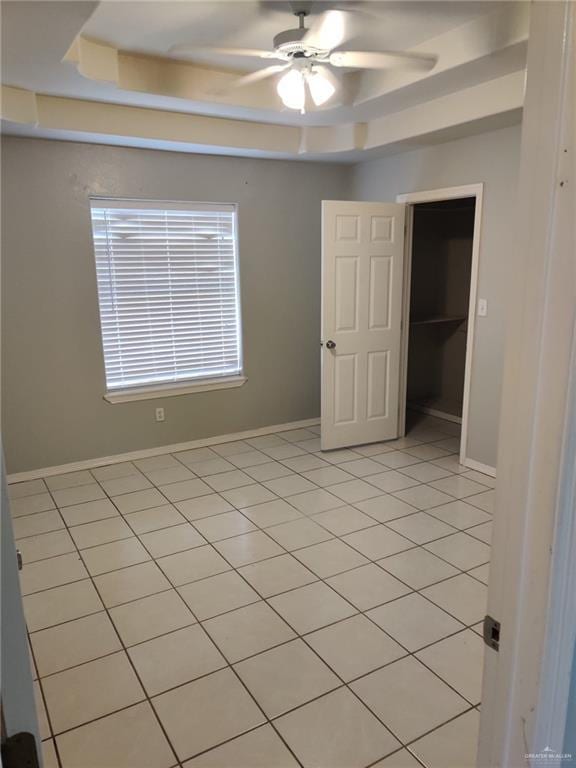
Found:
[89,197,246,403]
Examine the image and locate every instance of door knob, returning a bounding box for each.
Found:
[326,340,336,350]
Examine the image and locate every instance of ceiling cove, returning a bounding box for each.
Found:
[1,1,529,160]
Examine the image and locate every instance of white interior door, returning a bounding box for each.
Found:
[321,200,406,450]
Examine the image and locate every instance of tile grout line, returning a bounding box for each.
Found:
[142,439,317,768]
[15,492,491,586]
[192,447,490,739]
[36,540,482,760]
[32,580,484,691]
[9,413,479,515]
[160,490,474,767]
[168,544,309,767]
[22,499,489,643]
[24,475,490,635]
[11,435,487,529]
[35,484,185,768]
[25,541,487,636]
[174,511,485,761]
[34,458,314,766]
[8,414,458,496]
[13,460,491,545]
[22,419,486,767]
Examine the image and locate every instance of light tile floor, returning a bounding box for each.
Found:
[11,414,492,768]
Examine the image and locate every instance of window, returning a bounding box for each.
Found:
[90,198,244,402]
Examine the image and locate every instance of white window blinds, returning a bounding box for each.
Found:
[90,199,242,393]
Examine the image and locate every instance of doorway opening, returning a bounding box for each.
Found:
[407,196,475,422]
[398,184,483,468]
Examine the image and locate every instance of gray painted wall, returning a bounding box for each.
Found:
[2,127,520,473]
[1,137,350,473]
[351,125,522,468]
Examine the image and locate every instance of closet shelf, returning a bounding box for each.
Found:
[409,315,467,326]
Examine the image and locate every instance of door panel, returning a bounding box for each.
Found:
[321,201,405,450]
[335,257,359,331]
[367,350,389,419]
[334,354,357,424]
[369,256,392,329]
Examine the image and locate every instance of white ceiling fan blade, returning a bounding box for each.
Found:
[307,65,338,107]
[303,10,353,51]
[170,45,285,61]
[329,50,437,71]
[225,64,289,90]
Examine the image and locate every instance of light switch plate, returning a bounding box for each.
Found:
[478,298,488,317]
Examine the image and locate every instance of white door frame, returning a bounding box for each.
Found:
[1,462,41,757]
[396,183,484,469]
[478,1,574,766]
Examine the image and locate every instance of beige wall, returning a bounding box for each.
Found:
[351,124,522,468]
[1,137,350,473]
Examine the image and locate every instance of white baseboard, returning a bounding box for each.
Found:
[463,457,497,478]
[7,417,321,484]
[408,404,463,425]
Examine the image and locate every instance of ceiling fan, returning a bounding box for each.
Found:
[172,3,438,113]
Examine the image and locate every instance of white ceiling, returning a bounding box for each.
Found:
[0,1,527,159]
[83,1,505,72]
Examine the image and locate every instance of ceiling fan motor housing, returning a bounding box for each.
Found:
[273,27,326,57]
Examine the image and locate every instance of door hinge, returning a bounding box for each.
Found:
[483,614,501,651]
[1,732,40,768]
[16,549,23,571]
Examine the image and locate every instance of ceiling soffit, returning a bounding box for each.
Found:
[62,3,528,125]
[1,70,524,160]
[0,2,528,159]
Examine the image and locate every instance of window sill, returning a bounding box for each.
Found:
[103,375,247,404]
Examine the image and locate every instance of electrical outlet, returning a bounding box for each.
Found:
[155,407,165,423]
[478,298,488,317]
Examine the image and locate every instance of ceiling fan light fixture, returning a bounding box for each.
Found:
[191,7,438,108]
[277,68,306,112]
[307,66,337,106]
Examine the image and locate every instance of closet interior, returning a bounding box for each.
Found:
[406,197,475,424]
